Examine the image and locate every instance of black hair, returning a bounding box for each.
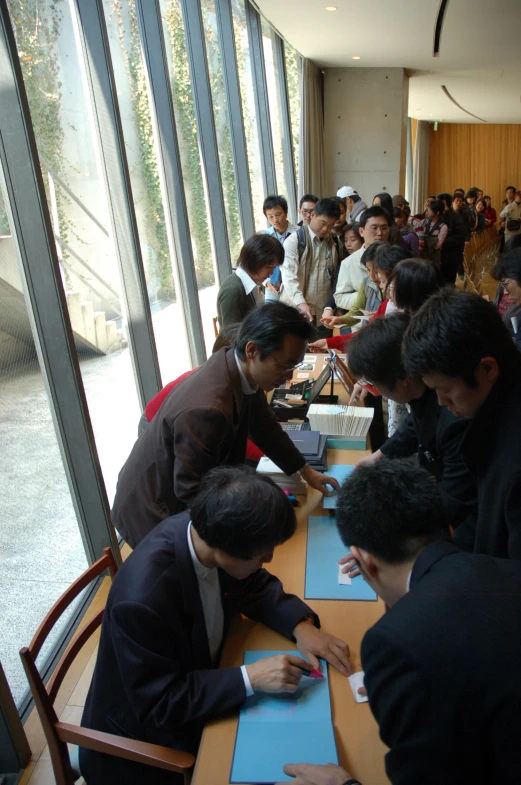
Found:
[484,195,491,201]
[452,192,464,201]
[350,193,362,204]
[237,234,284,274]
[393,206,405,221]
[263,195,288,214]
[313,198,341,220]
[402,289,521,386]
[506,186,517,193]
[504,234,521,253]
[191,466,296,559]
[336,458,449,564]
[212,323,240,353]
[359,205,391,228]
[235,301,315,360]
[428,199,445,217]
[454,188,465,196]
[373,192,394,221]
[437,192,453,208]
[347,312,411,390]
[331,195,346,208]
[492,248,521,285]
[373,244,411,275]
[299,193,319,208]
[343,222,362,244]
[361,241,385,267]
[390,258,442,313]
[465,189,478,202]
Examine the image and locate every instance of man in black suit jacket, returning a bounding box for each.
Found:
[403,288,521,558]
[281,460,521,785]
[345,313,476,530]
[81,467,351,785]
[113,302,339,548]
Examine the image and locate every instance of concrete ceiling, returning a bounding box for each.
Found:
[254,0,521,124]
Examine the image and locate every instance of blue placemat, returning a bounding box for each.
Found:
[231,651,338,783]
[305,516,378,601]
[323,464,355,509]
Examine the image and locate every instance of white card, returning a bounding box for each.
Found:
[296,372,309,379]
[285,394,303,401]
[304,354,317,363]
[348,671,368,703]
[338,564,352,585]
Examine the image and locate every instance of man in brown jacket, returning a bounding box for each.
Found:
[113,302,339,548]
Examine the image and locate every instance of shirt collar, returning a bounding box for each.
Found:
[235,265,257,296]
[308,224,321,243]
[187,521,212,579]
[234,351,258,394]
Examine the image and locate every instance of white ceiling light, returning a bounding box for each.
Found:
[352,56,361,60]
[325,5,337,10]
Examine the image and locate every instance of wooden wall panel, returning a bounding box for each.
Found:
[427,123,521,212]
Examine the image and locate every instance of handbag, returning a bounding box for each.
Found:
[507,218,521,231]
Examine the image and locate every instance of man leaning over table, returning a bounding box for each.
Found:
[80,466,352,785]
[279,459,521,785]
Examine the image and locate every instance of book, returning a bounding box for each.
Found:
[307,404,373,439]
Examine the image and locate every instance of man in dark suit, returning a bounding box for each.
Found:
[345,313,476,527]
[81,466,352,785]
[403,288,521,559]
[280,460,521,785]
[113,302,339,549]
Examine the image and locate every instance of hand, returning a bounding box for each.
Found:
[297,303,313,322]
[338,552,360,579]
[279,762,352,785]
[246,654,312,694]
[265,280,280,295]
[293,621,352,676]
[320,315,345,328]
[308,338,328,352]
[349,383,368,405]
[355,448,383,469]
[301,466,340,497]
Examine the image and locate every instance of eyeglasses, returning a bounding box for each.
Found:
[370,225,390,234]
[502,278,513,287]
[269,353,303,373]
[300,209,314,216]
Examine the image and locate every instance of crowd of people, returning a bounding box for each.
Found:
[77,181,521,785]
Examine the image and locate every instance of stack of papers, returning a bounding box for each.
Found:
[286,430,328,471]
[257,457,308,495]
[307,404,373,438]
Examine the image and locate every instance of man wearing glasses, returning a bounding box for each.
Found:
[297,194,319,227]
[331,206,391,311]
[113,303,339,549]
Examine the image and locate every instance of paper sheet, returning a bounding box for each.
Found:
[297,372,309,379]
[338,564,352,585]
[323,464,355,509]
[348,671,368,703]
[305,516,378,602]
[304,354,317,363]
[231,652,338,783]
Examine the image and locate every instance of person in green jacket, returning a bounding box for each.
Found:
[217,234,284,327]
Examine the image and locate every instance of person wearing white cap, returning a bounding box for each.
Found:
[337,185,367,223]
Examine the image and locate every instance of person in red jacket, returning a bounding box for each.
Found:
[138,325,264,463]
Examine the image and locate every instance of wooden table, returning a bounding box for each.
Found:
[192,447,390,785]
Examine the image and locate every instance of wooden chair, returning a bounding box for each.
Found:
[20,547,195,785]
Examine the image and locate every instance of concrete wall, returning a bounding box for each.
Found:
[323,67,409,205]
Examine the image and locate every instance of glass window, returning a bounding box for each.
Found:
[231,0,265,231]
[284,41,301,192]
[0,171,87,707]
[201,0,242,264]
[101,0,192,384]
[160,0,222,356]
[10,0,141,503]
[261,21,285,199]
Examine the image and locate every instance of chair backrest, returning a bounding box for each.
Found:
[20,547,119,785]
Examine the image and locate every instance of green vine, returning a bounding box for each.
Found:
[111,0,175,299]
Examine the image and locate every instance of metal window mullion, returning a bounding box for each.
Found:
[179,0,231,285]
[245,1,276,197]
[71,0,162,407]
[214,0,255,241]
[134,0,206,367]
[0,5,118,566]
[273,33,297,222]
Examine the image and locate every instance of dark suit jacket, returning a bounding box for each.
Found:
[362,541,521,785]
[379,388,476,526]
[217,271,256,327]
[461,366,521,558]
[112,348,305,548]
[80,512,316,785]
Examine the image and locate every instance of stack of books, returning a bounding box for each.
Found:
[256,457,308,495]
[286,429,328,472]
[307,404,373,439]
